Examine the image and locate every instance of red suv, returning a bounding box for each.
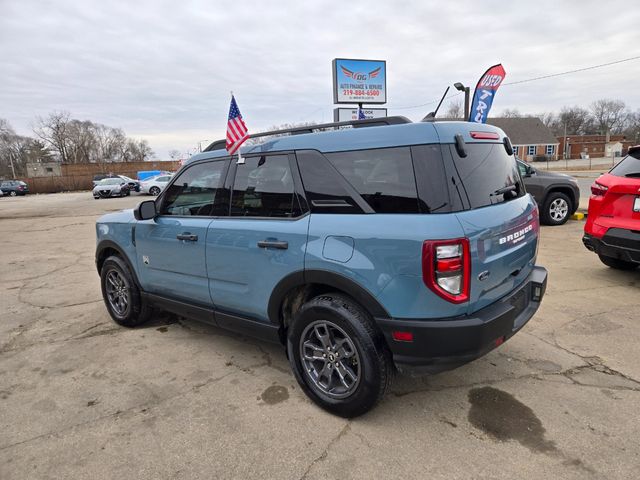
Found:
[583,146,640,270]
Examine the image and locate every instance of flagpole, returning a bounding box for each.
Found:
[230,90,244,164]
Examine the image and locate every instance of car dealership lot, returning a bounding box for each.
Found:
[1,192,639,480]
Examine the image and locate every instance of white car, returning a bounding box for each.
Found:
[140,174,172,196]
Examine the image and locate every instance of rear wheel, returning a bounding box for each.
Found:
[100,255,151,327]
[9,191,17,197]
[287,293,393,418]
[598,254,638,270]
[542,192,571,225]
[149,186,160,196]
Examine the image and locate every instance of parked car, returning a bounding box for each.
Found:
[92,178,130,199]
[118,175,141,192]
[583,146,640,270]
[0,189,3,197]
[0,180,29,196]
[517,159,580,225]
[95,118,547,417]
[140,174,172,196]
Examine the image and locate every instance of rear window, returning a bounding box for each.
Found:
[610,152,640,178]
[449,143,525,209]
[324,147,420,213]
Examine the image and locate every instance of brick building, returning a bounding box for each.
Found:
[556,134,634,160]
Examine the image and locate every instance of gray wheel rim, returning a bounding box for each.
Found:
[10,191,16,196]
[105,269,130,317]
[150,187,160,196]
[299,320,361,399]
[549,198,568,221]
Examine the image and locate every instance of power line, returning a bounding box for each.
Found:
[503,55,640,86]
[392,55,640,110]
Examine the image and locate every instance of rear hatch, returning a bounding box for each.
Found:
[438,129,539,314]
[593,154,640,230]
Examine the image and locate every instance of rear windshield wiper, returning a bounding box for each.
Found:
[491,184,517,197]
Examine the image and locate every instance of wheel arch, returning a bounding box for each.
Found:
[268,270,391,331]
[544,185,578,213]
[96,240,141,287]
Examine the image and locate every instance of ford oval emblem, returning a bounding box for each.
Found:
[478,270,490,281]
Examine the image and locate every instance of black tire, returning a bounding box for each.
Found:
[149,186,160,196]
[9,191,17,197]
[100,255,151,327]
[541,192,571,225]
[598,254,638,271]
[287,293,393,418]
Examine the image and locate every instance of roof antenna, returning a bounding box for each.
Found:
[422,86,450,122]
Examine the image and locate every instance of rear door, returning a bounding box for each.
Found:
[206,154,309,323]
[135,159,230,306]
[447,142,539,314]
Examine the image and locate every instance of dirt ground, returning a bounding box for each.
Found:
[1,192,639,479]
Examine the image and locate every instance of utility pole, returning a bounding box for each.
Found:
[9,151,16,179]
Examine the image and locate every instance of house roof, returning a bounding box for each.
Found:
[486,117,558,145]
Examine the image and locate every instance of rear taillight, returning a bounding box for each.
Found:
[590,181,608,196]
[422,238,471,304]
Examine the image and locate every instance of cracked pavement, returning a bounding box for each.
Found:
[1,192,639,479]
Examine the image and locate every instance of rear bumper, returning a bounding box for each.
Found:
[583,230,640,264]
[376,266,548,375]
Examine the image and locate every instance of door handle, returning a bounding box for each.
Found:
[257,240,288,250]
[177,233,198,242]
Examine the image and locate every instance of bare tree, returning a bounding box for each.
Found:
[550,106,595,136]
[33,111,72,163]
[444,101,463,119]
[590,99,627,135]
[622,110,640,143]
[169,149,182,161]
[500,108,522,118]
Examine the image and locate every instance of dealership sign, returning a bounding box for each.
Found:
[333,108,388,122]
[332,58,387,104]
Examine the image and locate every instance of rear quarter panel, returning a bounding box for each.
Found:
[305,214,470,319]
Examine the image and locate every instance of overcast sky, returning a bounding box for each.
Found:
[1,0,639,158]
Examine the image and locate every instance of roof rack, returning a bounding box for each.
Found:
[203,116,412,152]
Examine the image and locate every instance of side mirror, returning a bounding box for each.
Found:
[134,200,157,220]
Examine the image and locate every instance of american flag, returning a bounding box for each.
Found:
[226,95,249,154]
[358,107,366,120]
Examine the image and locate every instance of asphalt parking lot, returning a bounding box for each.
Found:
[1,192,639,480]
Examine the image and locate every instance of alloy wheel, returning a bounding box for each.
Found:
[299,320,361,399]
[549,198,568,221]
[105,269,130,317]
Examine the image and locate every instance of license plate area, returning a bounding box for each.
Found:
[633,197,640,212]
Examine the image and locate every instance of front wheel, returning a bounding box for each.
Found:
[542,192,571,225]
[598,254,638,270]
[287,293,393,418]
[149,186,160,196]
[100,255,151,327]
[9,191,17,197]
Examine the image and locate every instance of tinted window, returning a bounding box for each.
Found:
[230,155,301,218]
[610,152,640,177]
[156,176,170,182]
[324,147,420,213]
[161,161,228,216]
[410,144,452,213]
[449,143,524,208]
[296,150,364,214]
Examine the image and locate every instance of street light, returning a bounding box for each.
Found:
[198,139,210,152]
[454,82,470,121]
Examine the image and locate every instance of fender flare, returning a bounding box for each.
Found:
[267,269,390,324]
[95,240,141,287]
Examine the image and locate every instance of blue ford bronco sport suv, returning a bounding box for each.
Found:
[96,116,547,417]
